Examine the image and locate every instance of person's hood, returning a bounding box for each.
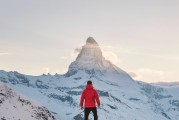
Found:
[86,84,93,90]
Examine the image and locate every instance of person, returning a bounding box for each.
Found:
[80,80,100,120]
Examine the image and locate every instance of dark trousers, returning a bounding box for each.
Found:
[84,107,98,120]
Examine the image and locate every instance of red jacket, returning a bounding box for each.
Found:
[80,84,100,108]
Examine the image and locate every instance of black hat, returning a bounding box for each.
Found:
[87,80,92,85]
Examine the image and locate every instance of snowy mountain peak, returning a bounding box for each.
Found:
[66,37,133,81]
[77,37,102,62]
[86,37,98,45]
[66,37,113,75]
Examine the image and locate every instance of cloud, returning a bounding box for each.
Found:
[129,68,165,83]
[74,48,81,53]
[56,67,68,74]
[70,48,82,57]
[103,51,121,64]
[42,67,50,74]
[0,52,12,56]
[128,72,142,80]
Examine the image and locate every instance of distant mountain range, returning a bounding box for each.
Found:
[0,37,179,120]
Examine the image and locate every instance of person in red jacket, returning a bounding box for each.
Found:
[80,80,100,120]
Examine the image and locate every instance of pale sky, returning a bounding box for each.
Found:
[0,0,179,83]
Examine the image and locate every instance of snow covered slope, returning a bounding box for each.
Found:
[0,37,179,120]
[0,82,56,120]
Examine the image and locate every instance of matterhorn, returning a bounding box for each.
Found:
[67,37,134,83]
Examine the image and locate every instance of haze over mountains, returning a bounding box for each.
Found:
[0,37,179,120]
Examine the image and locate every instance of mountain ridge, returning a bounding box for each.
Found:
[0,82,56,120]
